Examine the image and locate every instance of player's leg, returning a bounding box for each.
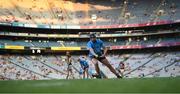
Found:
[83,69,85,79]
[91,58,102,78]
[86,68,89,79]
[120,69,124,77]
[100,58,122,78]
[91,58,100,76]
[84,67,89,79]
[66,68,70,79]
[70,68,75,79]
[66,65,71,79]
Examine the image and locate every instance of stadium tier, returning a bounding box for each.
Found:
[0,0,179,26]
[0,32,179,48]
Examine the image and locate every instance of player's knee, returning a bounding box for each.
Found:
[91,59,98,64]
[93,61,98,65]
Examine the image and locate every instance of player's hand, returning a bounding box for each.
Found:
[100,54,106,58]
[94,54,99,58]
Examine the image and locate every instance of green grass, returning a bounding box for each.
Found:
[0,77,180,93]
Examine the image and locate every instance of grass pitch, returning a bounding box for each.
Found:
[0,77,180,93]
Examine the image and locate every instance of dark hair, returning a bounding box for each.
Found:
[90,33,96,38]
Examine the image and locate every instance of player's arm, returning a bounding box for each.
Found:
[87,42,98,58]
[89,48,98,57]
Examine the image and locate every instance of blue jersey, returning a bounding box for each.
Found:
[87,39,105,57]
[79,59,89,68]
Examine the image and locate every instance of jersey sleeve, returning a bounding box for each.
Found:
[87,41,93,49]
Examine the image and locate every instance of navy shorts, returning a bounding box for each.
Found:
[89,55,106,61]
[83,65,89,70]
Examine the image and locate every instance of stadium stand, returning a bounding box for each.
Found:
[0,0,179,25]
[0,35,179,47]
[0,51,179,80]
